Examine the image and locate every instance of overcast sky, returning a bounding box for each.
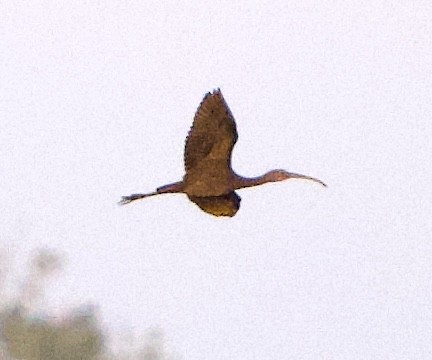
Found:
[2,1,432,359]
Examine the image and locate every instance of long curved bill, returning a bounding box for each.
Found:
[287,172,327,187]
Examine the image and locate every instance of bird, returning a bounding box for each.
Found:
[120,89,326,217]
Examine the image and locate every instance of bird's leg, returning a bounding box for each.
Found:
[156,181,184,193]
[118,191,158,205]
[287,172,327,187]
[119,181,184,205]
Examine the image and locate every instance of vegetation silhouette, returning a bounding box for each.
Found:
[0,249,171,360]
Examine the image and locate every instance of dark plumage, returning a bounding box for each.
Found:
[120,89,326,217]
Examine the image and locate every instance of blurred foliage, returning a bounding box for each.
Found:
[0,248,173,360]
[1,306,102,360]
[0,249,103,360]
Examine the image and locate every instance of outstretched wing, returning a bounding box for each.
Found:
[187,192,241,217]
[184,89,238,173]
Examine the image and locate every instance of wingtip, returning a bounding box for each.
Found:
[212,88,222,96]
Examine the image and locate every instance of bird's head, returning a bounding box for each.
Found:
[264,169,327,186]
[264,169,292,182]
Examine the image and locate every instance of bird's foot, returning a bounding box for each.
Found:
[118,194,144,205]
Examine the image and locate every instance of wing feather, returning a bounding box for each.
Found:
[184,89,238,172]
[187,192,241,217]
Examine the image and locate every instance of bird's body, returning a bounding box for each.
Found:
[120,89,326,217]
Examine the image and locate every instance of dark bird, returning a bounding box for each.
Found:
[120,89,326,217]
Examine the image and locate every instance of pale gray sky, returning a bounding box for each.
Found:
[2,1,432,359]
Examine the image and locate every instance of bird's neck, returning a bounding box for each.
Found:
[232,173,269,190]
